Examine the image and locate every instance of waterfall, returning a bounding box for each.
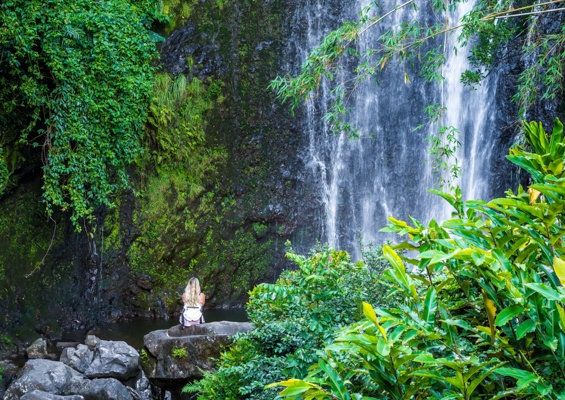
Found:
[288,0,501,258]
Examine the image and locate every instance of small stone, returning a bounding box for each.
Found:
[84,335,99,349]
[26,338,48,360]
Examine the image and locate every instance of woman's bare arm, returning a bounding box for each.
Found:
[199,292,206,306]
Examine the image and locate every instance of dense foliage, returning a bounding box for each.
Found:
[184,245,389,399]
[0,0,159,228]
[268,119,565,399]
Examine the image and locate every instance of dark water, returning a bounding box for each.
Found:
[63,309,248,350]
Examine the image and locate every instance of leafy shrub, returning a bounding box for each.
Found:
[185,244,389,399]
[0,0,159,228]
[270,119,565,399]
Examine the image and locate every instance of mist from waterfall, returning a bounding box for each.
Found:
[284,0,501,259]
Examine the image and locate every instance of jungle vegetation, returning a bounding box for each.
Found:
[188,119,565,398]
[3,0,565,397]
[188,0,565,399]
[0,0,164,228]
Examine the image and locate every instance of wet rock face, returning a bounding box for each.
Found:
[141,321,254,387]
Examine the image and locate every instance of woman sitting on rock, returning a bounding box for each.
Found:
[180,277,206,328]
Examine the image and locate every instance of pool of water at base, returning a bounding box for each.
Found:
[63,308,248,350]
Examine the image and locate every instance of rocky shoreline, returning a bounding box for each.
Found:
[1,321,253,399]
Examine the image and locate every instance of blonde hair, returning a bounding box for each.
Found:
[183,277,201,306]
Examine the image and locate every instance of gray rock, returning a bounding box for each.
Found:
[3,359,84,399]
[134,370,153,400]
[84,339,139,380]
[65,344,93,373]
[84,335,100,349]
[56,342,79,350]
[59,337,139,380]
[60,347,75,365]
[0,360,19,398]
[21,390,85,400]
[68,377,132,400]
[142,321,253,387]
[27,338,48,359]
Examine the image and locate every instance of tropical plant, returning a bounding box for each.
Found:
[184,244,390,399]
[0,0,160,228]
[268,119,565,399]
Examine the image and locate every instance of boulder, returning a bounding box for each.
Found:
[59,336,139,380]
[67,377,132,400]
[142,321,253,387]
[26,338,48,359]
[135,370,154,400]
[56,342,79,351]
[3,359,83,399]
[21,390,85,400]
[6,347,143,399]
[0,360,19,398]
[61,344,93,373]
[84,335,100,349]
[84,339,139,379]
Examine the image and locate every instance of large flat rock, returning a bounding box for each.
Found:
[142,321,253,387]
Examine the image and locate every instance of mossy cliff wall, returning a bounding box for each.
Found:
[0,0,322,345]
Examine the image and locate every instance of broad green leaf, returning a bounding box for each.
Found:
[482,289,497,344]
[543,335,558,351]
[319,359,350,400]
[265,378,321,393]
[376,338,391,357]
[557,304,565,332]
[442,319,474,331]
[363,302,387,341]
[429,189,459,211]
[549,117,564,157]
[515,319,536,340]
[495,305,524,327]
[467,362,505,397]
[553,257,565,287]
[525,282,562,302]
[495,367,539,388]
[423,286,437,326]
[363,301,378,325]
[493,248,513,272]
[383,245,416,297]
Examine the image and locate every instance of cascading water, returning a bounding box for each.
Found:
[288,0,503,258]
